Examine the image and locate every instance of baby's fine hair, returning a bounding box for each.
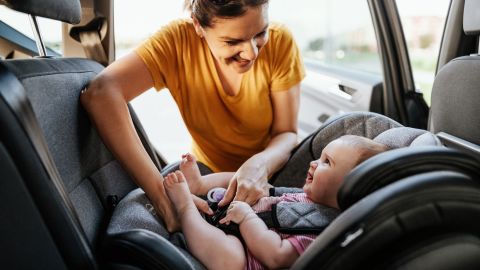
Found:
[338,135,389,165]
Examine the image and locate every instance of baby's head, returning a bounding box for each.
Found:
[303,135,388,208]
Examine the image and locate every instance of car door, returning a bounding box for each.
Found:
[269,0,385,138]
[271,0,450,137]
[368,0,450,129]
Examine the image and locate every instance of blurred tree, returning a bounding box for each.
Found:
[308,37,325,51]
[419,33,434,49]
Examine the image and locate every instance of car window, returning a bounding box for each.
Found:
[270,0,382,75]
[114,1,189,163]
[0,6,62,57]
[396,0,450,105]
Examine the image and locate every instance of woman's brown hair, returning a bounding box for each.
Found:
[185,0,269,28]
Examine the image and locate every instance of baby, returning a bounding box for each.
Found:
[164,135,388,270]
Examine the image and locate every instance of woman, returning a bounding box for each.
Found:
[81,0,304,232]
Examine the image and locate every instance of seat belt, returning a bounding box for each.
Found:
[69,0,108,66]
[205,188,340,236]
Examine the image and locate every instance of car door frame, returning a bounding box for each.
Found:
[368,0,431,128]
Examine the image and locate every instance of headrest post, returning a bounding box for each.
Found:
[28,15,47,57]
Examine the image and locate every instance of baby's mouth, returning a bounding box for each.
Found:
[306,172,313,183]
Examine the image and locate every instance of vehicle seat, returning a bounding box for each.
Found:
[0,0,195,269]
[428,0,480,154]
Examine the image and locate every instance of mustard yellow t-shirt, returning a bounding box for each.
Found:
[136,19,305,172]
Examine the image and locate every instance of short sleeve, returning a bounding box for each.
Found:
[135,20,182,91]
[286,234,317,255]
[269,25,306,92]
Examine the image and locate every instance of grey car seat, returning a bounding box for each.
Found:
[0,0,195,269]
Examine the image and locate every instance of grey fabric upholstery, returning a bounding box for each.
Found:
[107,189,206,269]
[107,162,214,269]
[275,203,340,232]
[272,112,402,187]
[464,0,480,35]
[272,112,442,188]
[2,58,138,245]
[108,189,168,238]
[429,56,480,145]
[107,162,213,236]
[0,0,81,24]
[373,127,441,149]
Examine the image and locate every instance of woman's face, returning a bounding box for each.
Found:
[194,4,269,74]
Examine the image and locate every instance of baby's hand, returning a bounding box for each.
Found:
[219,201,255,225]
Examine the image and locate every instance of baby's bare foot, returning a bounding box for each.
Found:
[179,153,205,195]
[164,171,196,219]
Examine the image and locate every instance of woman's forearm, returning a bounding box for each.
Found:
[81,79,164,198]
[250,131,297,177]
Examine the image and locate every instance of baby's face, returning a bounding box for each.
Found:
[303,139,359,208]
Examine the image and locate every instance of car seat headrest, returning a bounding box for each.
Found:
[429,56,480,145]
[373,126,441,149]
[373,127,442,149]
[337,146,480,210]
[464,0,480,36]
[0,0,81,24]
[311,112,403,157]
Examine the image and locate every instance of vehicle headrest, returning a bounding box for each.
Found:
[464,0,480,35]
[0,0,81,24]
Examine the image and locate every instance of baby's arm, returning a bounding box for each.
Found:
[220,201,299,269]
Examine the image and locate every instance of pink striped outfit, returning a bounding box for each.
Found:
[245,193,317,270]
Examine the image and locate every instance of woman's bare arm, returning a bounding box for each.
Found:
[80,52,180,231]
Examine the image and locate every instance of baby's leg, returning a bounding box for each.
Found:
[180,153,234,195]
[164,171,245,270]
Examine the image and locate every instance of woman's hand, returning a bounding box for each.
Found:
[218,157,272,207]
[219,201,256,225]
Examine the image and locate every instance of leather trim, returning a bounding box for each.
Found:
[103,229,197,270]
[338,146,480,210]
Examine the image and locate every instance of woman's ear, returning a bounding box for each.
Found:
[191,16,204,38]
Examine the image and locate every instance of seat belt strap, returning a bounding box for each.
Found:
[77,25,108,65]
[69,0,108,66]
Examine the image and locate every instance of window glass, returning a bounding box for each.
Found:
[270,0,382,75]
[396,0,450,105]
[114,1,189,162]
[0,6,62,56]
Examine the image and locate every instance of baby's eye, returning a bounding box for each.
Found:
[324,158,330,165]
